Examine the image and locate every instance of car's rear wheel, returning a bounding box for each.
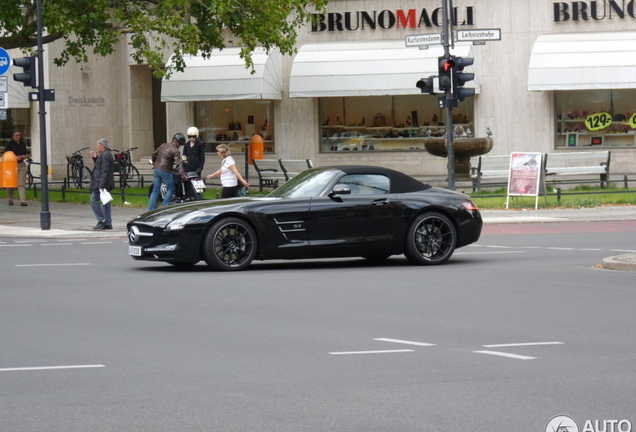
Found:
[202,217,257,271]
[404,212,456,265]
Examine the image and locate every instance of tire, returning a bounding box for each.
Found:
[71,164,82,188]
[122,165,141,188]
[404,212,457,265]
[26,171,34,189]
[83,166,93,188]
[202,217,257,271]
[184,184,203,202]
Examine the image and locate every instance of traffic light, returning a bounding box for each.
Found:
[13,56,37,88]
[451,56,475,102]
[416,76,435,94]
[438,56,454,91]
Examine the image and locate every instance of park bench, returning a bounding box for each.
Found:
[252,159,287,191]
[544,151,611,187]
[279,159,313,181]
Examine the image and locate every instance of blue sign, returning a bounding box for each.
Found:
[0,47,11,75]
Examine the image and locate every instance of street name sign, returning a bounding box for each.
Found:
[405,33,442,47]
[456,29,501,42]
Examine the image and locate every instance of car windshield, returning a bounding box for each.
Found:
[268,169,339,198]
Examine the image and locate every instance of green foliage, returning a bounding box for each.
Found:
[0,0,328,77]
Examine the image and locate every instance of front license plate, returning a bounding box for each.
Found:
[128,245,142,256]
[192,180,206,191]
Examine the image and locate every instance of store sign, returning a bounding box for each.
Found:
[68,96,106,106]
[553,1,636,21]
[312,7,475,32]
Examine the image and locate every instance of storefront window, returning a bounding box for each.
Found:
[0,109,31,154]
[193,100,275,154]
[320,95,473,153]
[555,90,636,148]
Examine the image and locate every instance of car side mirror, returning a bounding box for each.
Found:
[331,184,351,195]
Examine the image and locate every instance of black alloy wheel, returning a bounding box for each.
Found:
[202,217,257,271]
[404,211,457,265]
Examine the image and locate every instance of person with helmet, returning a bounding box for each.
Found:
[183,126,205,176]
[147,134,186,211]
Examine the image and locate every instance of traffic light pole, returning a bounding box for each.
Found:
[36,0,51,230]
[441,0,456,190]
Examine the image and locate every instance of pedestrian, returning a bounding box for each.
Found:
[4,129,29,206]
[147,134,186,210]
[89,139,115,230]
[206,144,249,198]
[183,126,206,176]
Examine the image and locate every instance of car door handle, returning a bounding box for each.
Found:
[372,198,390,205]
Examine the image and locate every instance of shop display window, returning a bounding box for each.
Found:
[193,100,275,154]
[320,95,473,153]
[0,109,31,154]
[556,90,636,148]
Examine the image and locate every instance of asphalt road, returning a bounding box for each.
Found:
[1,221,635,431]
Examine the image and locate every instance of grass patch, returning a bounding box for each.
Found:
[2,184,635,210]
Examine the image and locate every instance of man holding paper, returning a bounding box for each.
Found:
[89,138,115,230]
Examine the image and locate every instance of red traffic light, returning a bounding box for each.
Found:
[442,59,455,72]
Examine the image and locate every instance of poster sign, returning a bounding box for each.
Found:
[506,152,543,210]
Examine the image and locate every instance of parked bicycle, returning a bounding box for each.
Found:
[113,147,141,188]
[66,147,93,188]
[25,157,41,189]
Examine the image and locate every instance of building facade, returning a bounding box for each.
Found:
[2,0,635,181]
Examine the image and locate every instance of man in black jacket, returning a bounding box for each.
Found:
[183,126,205,176]
[89,139,115,230]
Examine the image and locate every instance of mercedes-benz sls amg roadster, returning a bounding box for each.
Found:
[127,166,482,270]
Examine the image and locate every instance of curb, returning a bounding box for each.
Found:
[602,254,636,272]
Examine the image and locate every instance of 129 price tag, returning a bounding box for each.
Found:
[585,112,612,131]
[629,113,636,129]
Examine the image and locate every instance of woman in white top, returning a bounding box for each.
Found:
[206,144,250,198]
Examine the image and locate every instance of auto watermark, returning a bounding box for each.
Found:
[546,415,632,432]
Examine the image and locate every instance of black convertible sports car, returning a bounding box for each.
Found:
[127,166,482,270]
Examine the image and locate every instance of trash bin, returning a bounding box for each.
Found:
[249,135,264,165]
[1,151,18,188]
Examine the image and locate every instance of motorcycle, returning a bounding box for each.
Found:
[148,168,206,204]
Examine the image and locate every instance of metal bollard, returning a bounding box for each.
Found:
[556,187,561,203]
[624,174,629,189]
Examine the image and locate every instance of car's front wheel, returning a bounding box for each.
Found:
[202,217,257,271]
[404,212,457,265]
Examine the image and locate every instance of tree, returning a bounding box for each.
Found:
[0,0,328,77]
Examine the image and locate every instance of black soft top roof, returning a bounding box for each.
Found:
[318,165,431,194]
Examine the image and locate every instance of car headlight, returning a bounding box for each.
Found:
[165,211,210,231]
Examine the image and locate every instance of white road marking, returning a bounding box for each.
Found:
[0,244,31,247]
[547,247,576,250]
[81,241,113,245]
[611,249,636,253]
[373,338,436,347]
[0,364,105,372]
[329,349,414,356]
[473,350,536,360]
[16,263,91,267]
[482,342,564,348]
[483,245,513,249]
[41,243,73,246]
[454,251,524,255]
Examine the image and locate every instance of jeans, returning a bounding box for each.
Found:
[90,190,112,225]
[148,168,175,210]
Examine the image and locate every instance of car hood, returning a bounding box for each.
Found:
[128,197,279,227]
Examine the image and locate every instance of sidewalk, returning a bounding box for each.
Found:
[1,199,635,270]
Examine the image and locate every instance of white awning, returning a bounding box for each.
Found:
[528,32,636,91]
[289,40,479,98]
[161,47,282,102]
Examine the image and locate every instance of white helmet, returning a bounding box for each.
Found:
[187,126,199,138]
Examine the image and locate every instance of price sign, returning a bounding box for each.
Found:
[585,112,612,131]
[629,113,636,129]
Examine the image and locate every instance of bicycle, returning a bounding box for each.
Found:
[113,147,141,188]
[25,157,41,189]
[66,147,93,188]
